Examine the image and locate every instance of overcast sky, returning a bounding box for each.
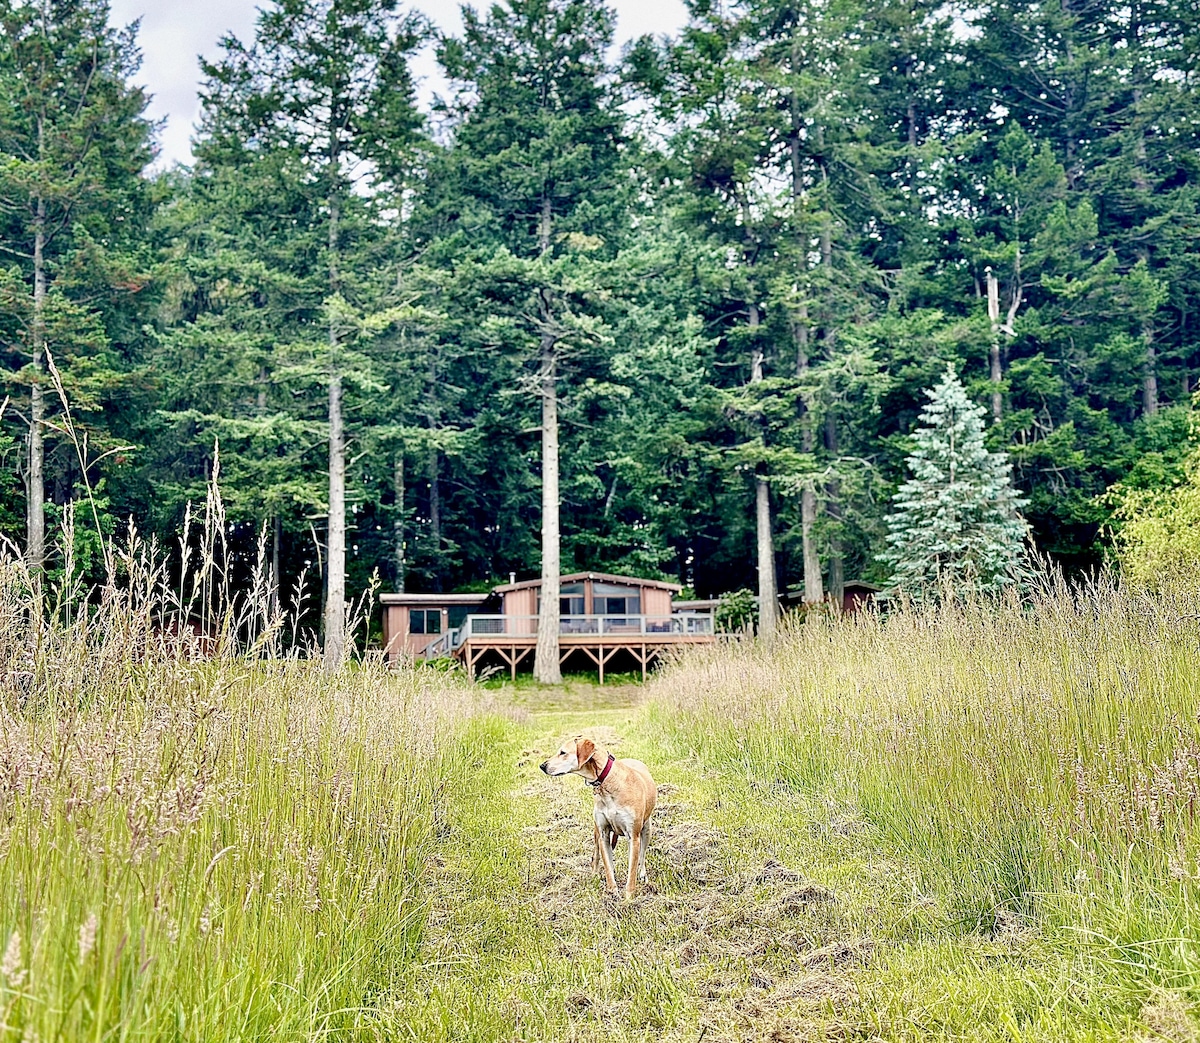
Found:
[106,0,688,168]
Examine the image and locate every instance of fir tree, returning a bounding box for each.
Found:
[880,366,1030,599]
[193,0,426,670]
[0,0,155,572]
[429,0,628,682]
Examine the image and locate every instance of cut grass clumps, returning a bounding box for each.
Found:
[649,579,1200,956]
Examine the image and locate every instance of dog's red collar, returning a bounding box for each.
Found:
[587,754,615,788]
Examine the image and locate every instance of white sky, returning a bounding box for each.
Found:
[106,0,688,168]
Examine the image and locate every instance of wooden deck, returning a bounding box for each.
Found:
[430,614,716,682]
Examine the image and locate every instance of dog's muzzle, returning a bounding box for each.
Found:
[538,760,550,774]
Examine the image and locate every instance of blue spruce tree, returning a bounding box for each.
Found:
[880,366,1030,599]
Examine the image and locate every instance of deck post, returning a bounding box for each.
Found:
[598,646,622,686]
[640,643,646,682]
[510,645,516,681]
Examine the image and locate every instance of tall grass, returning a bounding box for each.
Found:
[650,580,1200,969]
[0,490,479,1038]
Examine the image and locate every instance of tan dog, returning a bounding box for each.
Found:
[540,735,657,897]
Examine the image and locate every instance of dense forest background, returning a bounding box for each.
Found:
[3,0,1199,621]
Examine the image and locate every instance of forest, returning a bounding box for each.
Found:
[3,0,1199,642]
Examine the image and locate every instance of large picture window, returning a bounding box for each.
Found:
[409,609,442,635]
[593,584,640,616]
[598,596,640,615]
[560,582,585,615]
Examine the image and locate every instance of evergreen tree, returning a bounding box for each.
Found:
[427,0,629,681]
[9,0,1200,630]
[0,0,155,572]
[188,0,425,667]
[880,366,1030,599]
[633,0,892,620]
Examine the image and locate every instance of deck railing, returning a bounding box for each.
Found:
[423,630,456,658]
[431,612,713,655]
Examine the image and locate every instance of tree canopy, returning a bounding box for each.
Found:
[3,0,1200,638]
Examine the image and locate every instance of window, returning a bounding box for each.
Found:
[560,583,585,616]
[598,596,640,615]
[593,584,640,616]
[448,606,470,629]
[409,609,442,634]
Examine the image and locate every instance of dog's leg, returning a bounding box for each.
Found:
[625,827,642,898]
[637,820,651,883]
[596,821,619,892]
[595,828,620,877]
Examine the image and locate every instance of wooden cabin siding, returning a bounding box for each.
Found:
[643,587,673,616]
[503,588,536,618]
[382,604,445,660]
[381,573,699,675]
[382,605,403,659]
[380,593,491,663]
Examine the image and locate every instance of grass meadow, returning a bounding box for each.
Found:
[3,544,1200,1040]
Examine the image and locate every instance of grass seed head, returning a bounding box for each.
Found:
[77,914,97,962]
[2,929,24,987]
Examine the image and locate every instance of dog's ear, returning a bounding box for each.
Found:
[575,737,595,769]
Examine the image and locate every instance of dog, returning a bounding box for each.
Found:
[540,735,657,898]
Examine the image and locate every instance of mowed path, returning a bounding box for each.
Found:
[389,684,1126,1042]
[393,684,881,1042]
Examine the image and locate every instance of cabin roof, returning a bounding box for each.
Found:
[379,592,492,606]
[492,571,682,594]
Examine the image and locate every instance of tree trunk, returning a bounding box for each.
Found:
[325,369,346,671]
[534,329,562,683]
[427,446,441,590]
[755,478,777,636]
[748,301,778,640]
[393,451,406,593]
[817,126,832,275]
[1143,333,1159,417]
[323,194,346,674]
[793,306,822,605]
[986,269,1003,422]
[28,100,49,571]
[825,412,843,606]
[271,513,281,618]
[817,130,841,603]
[27,190,46,572]
[788,109,823,606]
[904,52,918,149]
[534,195,562,683]
[801,480,820,604]
[1136,243,1159,417]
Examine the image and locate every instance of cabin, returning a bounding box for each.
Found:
[780,579,882,615]
[379,592,496,659]
[380,572,716,681]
